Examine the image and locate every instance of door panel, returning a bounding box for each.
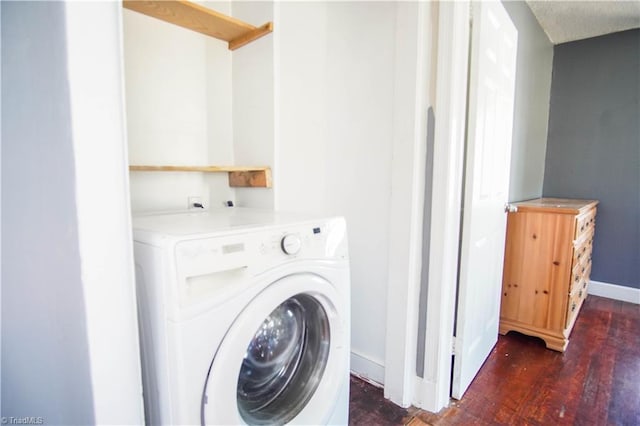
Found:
[452,0,517,400]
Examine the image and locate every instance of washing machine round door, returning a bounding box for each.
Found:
[201,273,348,425]
[237,293,329,424]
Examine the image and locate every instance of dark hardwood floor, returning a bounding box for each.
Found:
[349,295,640,425]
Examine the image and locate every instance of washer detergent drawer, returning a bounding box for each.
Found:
[173,238,256,319]
[176,237,253,276]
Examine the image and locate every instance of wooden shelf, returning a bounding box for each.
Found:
[129,165,272,188]
[122,1,273,50]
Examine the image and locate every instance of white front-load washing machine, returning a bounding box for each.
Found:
[132,208,351,425]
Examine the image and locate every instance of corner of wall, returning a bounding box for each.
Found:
[231,2,276,209]
[503,0,554,202]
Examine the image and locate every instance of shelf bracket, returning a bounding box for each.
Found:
[228,169,272,187]
[229,22,274,50]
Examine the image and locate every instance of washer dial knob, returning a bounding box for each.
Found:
[281,234,302,255]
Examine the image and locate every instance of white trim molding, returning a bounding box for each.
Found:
[415,0,471,413]
[350,351,385,386]
[383,1,434,409]
[589,280,640,304]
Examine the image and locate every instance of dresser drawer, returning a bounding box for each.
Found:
[574,208,596,240]
[566,285,587,329]
[572,233,593,266]
[570,266,585,294]
[570,260,590,292]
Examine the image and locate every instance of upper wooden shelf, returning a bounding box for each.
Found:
[129,165,272,188]
[122,0,273,50]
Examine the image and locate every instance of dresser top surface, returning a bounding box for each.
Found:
[512,198,599,214]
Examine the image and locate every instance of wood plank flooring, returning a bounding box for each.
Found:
[348,295,640,425]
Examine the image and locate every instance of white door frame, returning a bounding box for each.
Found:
[418,0,471,411]
[383,0,471,412]
[383,0,434,407]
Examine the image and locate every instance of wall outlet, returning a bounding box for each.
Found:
[188,196,203,210]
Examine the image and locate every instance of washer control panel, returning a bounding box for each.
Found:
[175,217,348,280]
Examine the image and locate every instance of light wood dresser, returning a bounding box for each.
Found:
[499,198,598,351]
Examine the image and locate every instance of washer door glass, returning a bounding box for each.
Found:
[237,293,330,425]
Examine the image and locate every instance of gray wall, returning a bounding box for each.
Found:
[503,0,554,202]
[543,29,640,289]
[1,2,95,422]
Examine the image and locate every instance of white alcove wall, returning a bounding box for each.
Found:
[123,1,236,212]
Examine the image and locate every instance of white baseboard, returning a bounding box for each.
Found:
[589,280,640,304]
[350,350,385,386]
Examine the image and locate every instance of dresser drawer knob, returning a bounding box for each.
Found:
[553,261,560,266]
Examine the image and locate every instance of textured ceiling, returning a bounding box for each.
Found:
[526,0,640,44]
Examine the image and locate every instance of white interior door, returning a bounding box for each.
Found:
[451,1,517,399]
